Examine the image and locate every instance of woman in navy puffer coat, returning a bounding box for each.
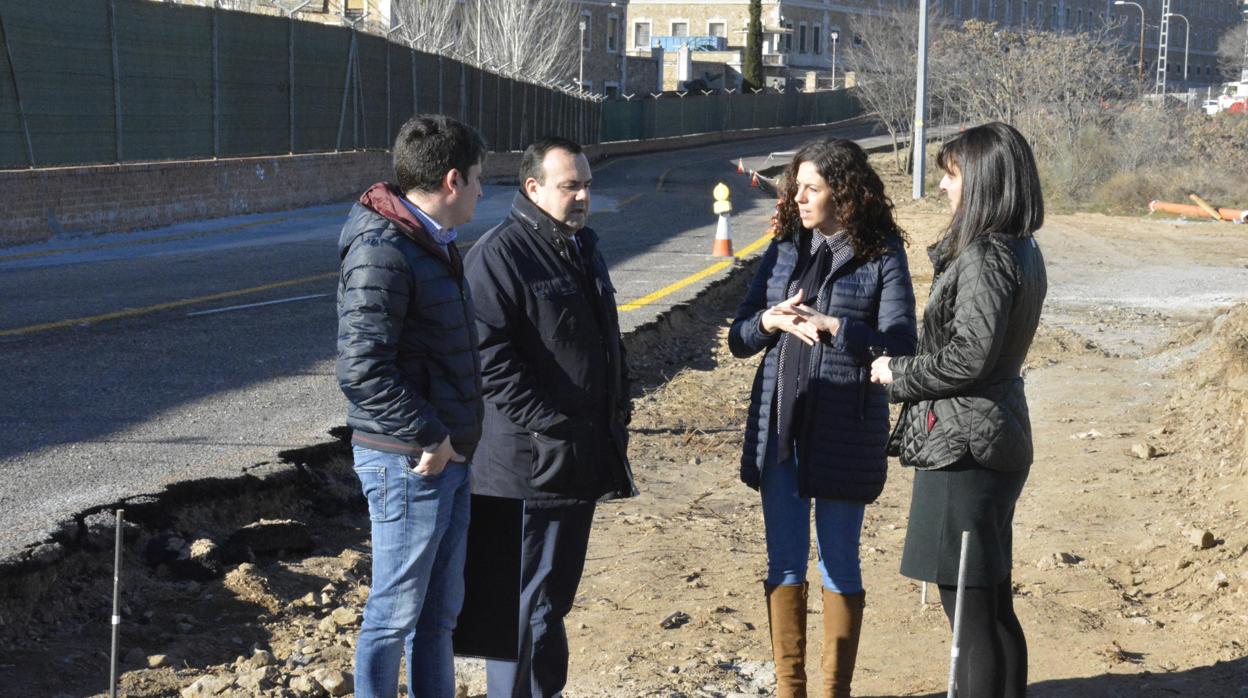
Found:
[728,138,916,698]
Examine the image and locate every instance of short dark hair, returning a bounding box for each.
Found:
[773,138,906,260]
[519,137,584,186]
[393,114,487,193]
[936,122,1044,258]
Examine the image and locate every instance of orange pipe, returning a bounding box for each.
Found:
[1149,200,1247,224]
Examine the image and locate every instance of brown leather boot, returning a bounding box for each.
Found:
[766,582,809,698]
[820,588,865,698]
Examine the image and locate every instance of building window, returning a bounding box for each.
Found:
[605,82,620,99]
[671,21,689,37]
[955,0,963,19]
[813,24,822,54]
[344,0,364,18]
[785,22,794,52]
[852,33,863,47]
[634,21,651,49]
[708,21,726,38]
[799,23,807,54]
[581,12,592,50]
[607,14,619,53]
[989,0,996,20]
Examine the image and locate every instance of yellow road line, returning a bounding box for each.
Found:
[0,272,337,338]
[3,227,771,335]
[618,231,773,313]
[614,193,643,210]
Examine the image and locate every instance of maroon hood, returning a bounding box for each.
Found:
[358,182,462,278]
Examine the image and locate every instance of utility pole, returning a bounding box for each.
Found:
[1155,0,1170,94]
[912,0,929,199]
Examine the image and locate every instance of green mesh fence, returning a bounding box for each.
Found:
[0,2,598,169]
[1,0,116,167]
[0,1,844,170]
[600,88,863,143]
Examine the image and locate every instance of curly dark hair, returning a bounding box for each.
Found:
[771,138,906,260]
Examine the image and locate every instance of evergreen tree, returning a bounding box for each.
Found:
[743,0,764,90]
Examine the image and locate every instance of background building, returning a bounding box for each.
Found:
[626,0,1247,90]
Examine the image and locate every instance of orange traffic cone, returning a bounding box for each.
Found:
[750,171,759,188]
[712,214,734,257]
[737,158,745,174]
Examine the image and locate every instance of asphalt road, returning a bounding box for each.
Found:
[0,124,893,563]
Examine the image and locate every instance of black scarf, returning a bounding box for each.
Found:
[774,230,854,462]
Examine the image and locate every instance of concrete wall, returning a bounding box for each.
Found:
[0,118,864,247]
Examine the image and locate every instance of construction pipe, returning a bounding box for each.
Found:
[1149,200,1248,223]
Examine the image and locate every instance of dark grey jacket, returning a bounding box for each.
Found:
[336,183,484,460]
[729,232,917,502]
[887,233,1047,471]
[464,193,636,507]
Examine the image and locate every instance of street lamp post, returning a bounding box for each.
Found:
[829,29,839,88]
[579,17,587,90]
[1114,0,1145,82]
[1163,12,1189,82]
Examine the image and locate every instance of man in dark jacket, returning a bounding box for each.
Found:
[464,137,636,698]
[336,114,486,698]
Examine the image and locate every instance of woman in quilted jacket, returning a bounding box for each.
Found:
[729,138,917,698]
[870,122,1048,698]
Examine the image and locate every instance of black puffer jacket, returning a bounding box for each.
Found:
[336,183,484,460]
[886,233,1047,471]
[464,193,636,507]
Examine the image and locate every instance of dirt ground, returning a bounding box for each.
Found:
[3,177,1248,697]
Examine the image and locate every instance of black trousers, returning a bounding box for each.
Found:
[486,501,596,698]
[939,576,1028,698]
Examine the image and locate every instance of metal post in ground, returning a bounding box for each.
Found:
[108,509,125,698]
[946,531,971,698]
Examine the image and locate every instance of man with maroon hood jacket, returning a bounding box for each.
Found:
[336,114,486,698]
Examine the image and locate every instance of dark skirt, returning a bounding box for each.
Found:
[899,457,1029,587]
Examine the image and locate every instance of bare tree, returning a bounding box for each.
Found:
[846,8,932,172]
[392,0,580,85]
[468,0,580,84]
[1217,24,1248,82]
[392,0,465,57]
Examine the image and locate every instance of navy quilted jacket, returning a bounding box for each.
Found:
[336,183,484,461]
[729,232,917,502]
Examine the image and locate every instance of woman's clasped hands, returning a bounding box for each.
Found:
[760,288,841,346]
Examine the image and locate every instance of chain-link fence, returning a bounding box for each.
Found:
[0,1,862,170]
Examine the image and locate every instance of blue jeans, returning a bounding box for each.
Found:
[760,435,865,593]
[351,446,471,698]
